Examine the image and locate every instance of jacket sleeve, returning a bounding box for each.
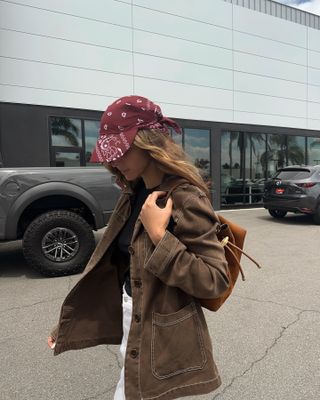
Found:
[144,191,230,299]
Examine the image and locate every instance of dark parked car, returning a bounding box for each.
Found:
[263,165,320,224]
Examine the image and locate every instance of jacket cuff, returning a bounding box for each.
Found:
[144,230,182,277]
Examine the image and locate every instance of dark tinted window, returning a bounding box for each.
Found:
[275,169,312,180]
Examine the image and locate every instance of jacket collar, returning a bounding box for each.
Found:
[119,175,189,196]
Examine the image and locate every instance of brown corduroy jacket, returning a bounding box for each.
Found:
[50,176,230,400]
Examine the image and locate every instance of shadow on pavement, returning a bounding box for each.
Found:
[0,240,43,278]
[257,213,316,226]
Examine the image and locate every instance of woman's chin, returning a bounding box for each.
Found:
[123,172,135,181]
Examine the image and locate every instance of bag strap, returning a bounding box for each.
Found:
[220,236,261,281]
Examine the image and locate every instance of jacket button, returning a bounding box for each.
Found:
[134,280,142,288]
[130,349,138,358]
[134,314,141,323]
[128,246,135,255]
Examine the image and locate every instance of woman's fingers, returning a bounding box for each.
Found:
[47,336,56,349]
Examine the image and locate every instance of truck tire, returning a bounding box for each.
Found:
[22,210,95,277]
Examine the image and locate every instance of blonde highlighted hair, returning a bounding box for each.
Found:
[104,129,210,197]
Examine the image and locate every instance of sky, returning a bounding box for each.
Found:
[278,0,320,16]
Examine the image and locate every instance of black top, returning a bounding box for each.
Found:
[116,179,158,296]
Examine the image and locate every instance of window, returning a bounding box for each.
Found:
[287,136,305,166]
[84,120,100,165]
[267,134,286,177]
[221,131,243,205]
[55,152,81,167]
[275,168,312,180]
[50,116,100,167]
[51,117,82,147]
[307,137,320,165]
[184,128,211,181]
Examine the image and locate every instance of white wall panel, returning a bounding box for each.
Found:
[0,58,133,97]
[234,111,307,129]
[0,30,133,75]
[308,85,320,103]
[134,30,233,70]
[233,5,307,47]
[0,84,116,111]
[134,77,233,110]
[2,0,132,26]
[133,6,232,49]
[161,102,234,123]
[308,51,320,70]
[234,52,307,83]
[307,119,320,130]
[134,54,233,90]
[234,72,307,101]
[308,28,320,52]
[234,31,307,65]
[308,102,320,121]
[133,0,232,28]
[1,0,319,133]
[0,2,132,51]
[308,68,320,86]
[234,92,307,119]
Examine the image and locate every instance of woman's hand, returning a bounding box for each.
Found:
[140,191,173,246]
[47,336,56,350]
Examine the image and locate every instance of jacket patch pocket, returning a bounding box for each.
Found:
[151,302,207,380]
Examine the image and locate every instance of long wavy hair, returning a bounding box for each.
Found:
[104,129,210,197]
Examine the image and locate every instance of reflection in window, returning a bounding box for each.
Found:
[84,120,100,165]
[287,136,305,166]
[266,134,287,178]
[184,128,210,181]
[307,137,320,165]
[221,131,243,205]
[244,133,267,204]
[245,133,266,181]
[172,130,183,146]
[55,152,81,167]
[51,117,82,147]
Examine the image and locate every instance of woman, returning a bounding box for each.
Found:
[48,95,230,400]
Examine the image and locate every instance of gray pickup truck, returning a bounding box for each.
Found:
[0,167,120,276]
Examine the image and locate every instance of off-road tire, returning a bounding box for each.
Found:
[23,210,95,277]
[268,209,287,219]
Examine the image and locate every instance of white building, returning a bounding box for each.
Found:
[1,0,320,208]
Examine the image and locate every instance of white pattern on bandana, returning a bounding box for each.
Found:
[96,133,130,163]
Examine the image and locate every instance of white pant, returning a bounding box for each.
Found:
[114,288,133,400]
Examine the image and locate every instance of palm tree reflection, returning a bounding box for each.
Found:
[51,117,80,147]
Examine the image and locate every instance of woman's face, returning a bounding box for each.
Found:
[107,146,151,181]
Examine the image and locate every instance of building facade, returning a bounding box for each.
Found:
[1,0,320,209]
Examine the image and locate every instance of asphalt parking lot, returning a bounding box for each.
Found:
[1,208,319,400]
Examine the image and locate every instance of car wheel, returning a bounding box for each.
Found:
[22,210,95,277]
[268,209,287,219]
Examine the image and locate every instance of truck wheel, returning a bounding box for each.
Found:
[268,209,287,219]
[22,210,95,277]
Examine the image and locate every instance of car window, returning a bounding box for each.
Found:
[274,169,313,180]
